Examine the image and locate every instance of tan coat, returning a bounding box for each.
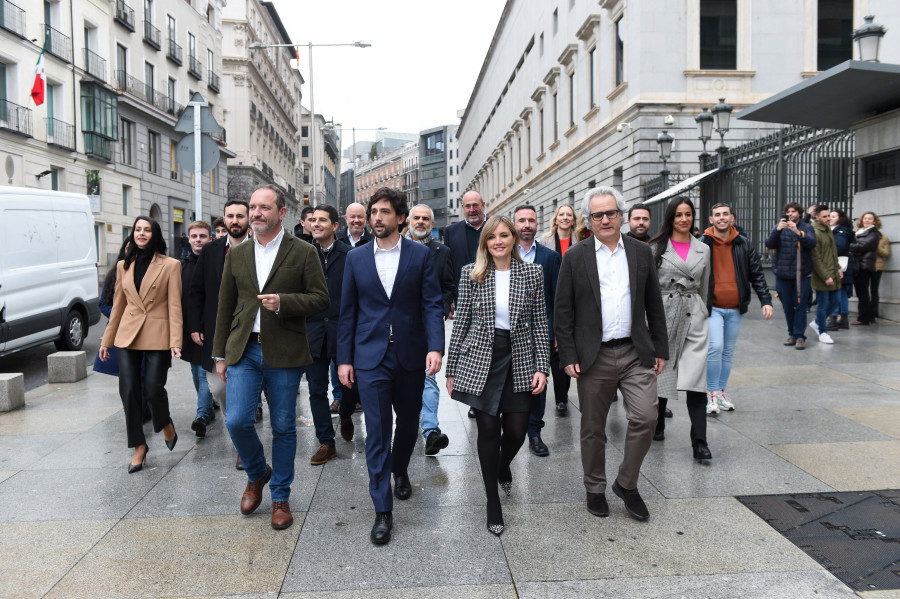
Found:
[101,253,183,350]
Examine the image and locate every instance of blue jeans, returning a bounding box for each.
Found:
[815,289,839,333]
[330,360,342,402]
[225,341,302,502]
[775,276,812,339]
[421,372,441,439]
[833,284,850,315]
[707,307,743,392]
[190,363,213,422]
[306,355,336,446]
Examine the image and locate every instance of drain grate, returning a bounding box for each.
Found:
[738,490,900,592]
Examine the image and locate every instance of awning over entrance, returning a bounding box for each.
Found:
[737,61,900,130]
[645,168,720,206]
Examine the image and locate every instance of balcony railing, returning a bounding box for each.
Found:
[42,24,72,62]
[143,20,160,50]
[166,38,182,65]
[0,0,26,38]
[114,0,135,31]
[188,55,202,80]
[45,117,75,150]
[207,70,220,93]
[0,100,32,137]
[84,132,111,161]
[83,48,105,81]
[113,70,183,117]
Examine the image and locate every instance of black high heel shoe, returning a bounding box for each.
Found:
[128,445,148,473]
[165,424,178,451]
[499,466,512,497]
[486,502,504,536]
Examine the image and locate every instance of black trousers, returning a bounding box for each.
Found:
[118,348,172,448]
[854,270,878,324]
[656,391,707,444]
[549,348,572,405]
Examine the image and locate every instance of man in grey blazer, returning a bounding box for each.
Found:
[554,186,668,521]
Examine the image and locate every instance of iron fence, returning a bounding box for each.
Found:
[45,117,75,150]
[143,21,160,50]
[83,48,105,80]
[43,24,72,62]
[114,0,134,31]
[0,0,26,37]
[0,99,32,137]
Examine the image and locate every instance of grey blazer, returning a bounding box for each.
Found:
[554,234,669,372]
[446,260,551,395]
[653,237,711,398]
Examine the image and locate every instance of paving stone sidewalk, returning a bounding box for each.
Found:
[1,312,899,598]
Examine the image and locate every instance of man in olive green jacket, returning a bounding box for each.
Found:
[810,205,841,345]
[214,185,329,530]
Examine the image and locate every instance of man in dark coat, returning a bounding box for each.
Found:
[181,220,212,436]
[443,190,487,297]
[337,202,374,248]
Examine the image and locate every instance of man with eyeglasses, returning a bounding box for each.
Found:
[555,187,668,522]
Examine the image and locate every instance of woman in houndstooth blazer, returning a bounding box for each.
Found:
[649,198,713,462]
[446,215,550,537]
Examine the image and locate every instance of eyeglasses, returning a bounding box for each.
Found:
[588,209,622,222]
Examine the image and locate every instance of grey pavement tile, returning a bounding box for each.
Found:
[710,382,900,412]
[0,405,121,436]
[719,408,894,445]
[501,499,821,582]
[0,470,15,484]
[516,570,856,598]
[128,459,322,518]
[281,584,518,599]
[0,466,168,521]
[282,506,512,593]
[832,406,900,439]
[0,519,118,599]
[828,361,900,384]
[728,365,862,389]
[0,433,77,470]
[44,515,301,599]
[768,440,900,491]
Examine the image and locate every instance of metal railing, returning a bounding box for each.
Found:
[84,132,111,161]
[113,70,183,117]
[114,0,134,31]
[0,99,32,137]
[188,55,202,79]
[43,24,72,62]
[83,48,105,81]
[166,38,182,65]
[0,0,26,37]
[207,70,220,93]
[45,117,75,150]
[143,20,160,50]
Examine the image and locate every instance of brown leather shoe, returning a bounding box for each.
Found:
[329,400,341,413]
[310,443,337,465]
[240,465,271,515]
[340,417,354,442]
[271,501,293,530]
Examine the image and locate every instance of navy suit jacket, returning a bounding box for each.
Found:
[337,237,444,371]
[443,219,477,293]
[532,243,561,343]
[306,239,351,359]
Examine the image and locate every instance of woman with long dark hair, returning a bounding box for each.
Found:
[829,209,855,329]
[98,216,182,472]
[446,215,550,536]
[850,212,883,325]
[648,198,712,461]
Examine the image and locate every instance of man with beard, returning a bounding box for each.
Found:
[338,187,444,545]
[407,204,456,455]
[188,200,252,440]
[626,203,651,242]
[338,202,373,248]
[512,205,560,454]
[213,185,329,530]
[444,190,487,291]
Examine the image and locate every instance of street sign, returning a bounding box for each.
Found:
[174,92,222,134]
[175,133,220,173]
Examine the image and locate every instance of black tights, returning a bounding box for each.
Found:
[474,409,529,525]
[656,391,707,444]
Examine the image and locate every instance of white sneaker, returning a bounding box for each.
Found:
[706,392,720,414]
[809,321,820,335]
[717,390,735,411]
[818,331,835,344]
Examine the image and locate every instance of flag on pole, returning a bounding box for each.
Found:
[31,49,45,106]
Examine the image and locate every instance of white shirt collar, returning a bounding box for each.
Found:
[254,226,284,251]
[594,234,625,253]
[373,236,402,254]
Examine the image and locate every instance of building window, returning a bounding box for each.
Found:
[120,119,133,165]
[301,125,309,137]
[80,82,118,160]
[525,121,532,165]
[144,62,154,96]
[148,131,159,173]
[50,167,59,190]
[170,139,179,180]
[615,18,625,86]
[700,0,737,70]
[539,32,544,56]
[424,131,445,157]
[817,0,852,71]
[568,73,575,128]
[589,48,596,107]
[552,8,558,35]
[122,185,130,215]
[539,107,545,153]
[167,77,176,112]
[209,164,216,194]
[302,145,309,158]
[116,44,127,76]
[552,92,558,141]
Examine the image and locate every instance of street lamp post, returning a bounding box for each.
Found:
[248,40,371,204]
[853,15,886,62]
[324,124,386,212]
[656,129,673,190]
[711,98,733,169]
[695,107,714,170]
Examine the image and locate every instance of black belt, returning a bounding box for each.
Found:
[601,337,632,348]
[248,332,262,344]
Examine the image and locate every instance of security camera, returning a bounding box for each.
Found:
[616,122,630,133]
[663,115,675,126]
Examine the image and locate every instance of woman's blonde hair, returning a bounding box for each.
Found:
[856,211,883,230]
[573,218,592,242]
[471,215,522,284]
[544,204,582,240]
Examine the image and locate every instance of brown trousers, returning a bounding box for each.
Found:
[577,343,658,493]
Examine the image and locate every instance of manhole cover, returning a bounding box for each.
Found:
[738,489,900,592]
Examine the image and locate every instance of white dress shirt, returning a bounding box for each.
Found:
[373,237,402,298]
[595,235,632,342]
[494,269,511,330]
[252,226,285,333]
[518,242,537,264]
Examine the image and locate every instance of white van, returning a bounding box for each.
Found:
[0,187,101,357]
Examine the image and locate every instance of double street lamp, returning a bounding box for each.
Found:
[248,40,371,204]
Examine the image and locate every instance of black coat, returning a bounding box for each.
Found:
[700,232,772,315]
[306,239,351,359]
[337,229,373,248]
[424,239,456,316]
[850,227,880,272]
[180,252,203,365]
[187,236,228,371]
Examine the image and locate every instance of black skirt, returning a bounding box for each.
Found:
[452,329,534,416]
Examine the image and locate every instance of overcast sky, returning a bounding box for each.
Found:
[271,0,506,151]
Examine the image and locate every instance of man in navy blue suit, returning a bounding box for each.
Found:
[443,190,487,298]
[337,187,445,546]
[513,205,561,457]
